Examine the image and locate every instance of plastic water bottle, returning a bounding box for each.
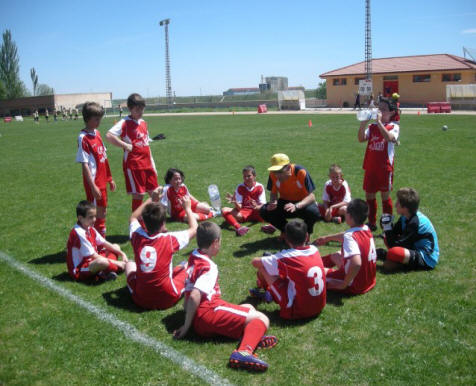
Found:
[208,184,221,211]
[356,108,378,121]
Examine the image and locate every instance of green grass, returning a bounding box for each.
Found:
[0,113,475,384]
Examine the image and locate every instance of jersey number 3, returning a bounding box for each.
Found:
[307,266,324,296]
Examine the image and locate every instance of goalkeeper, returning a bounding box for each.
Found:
[378,187,439,271]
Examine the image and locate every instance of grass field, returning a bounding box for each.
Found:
[0,112,475,385]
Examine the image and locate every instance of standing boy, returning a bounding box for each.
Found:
[358,97,400,231]
[378,187,439,272]
[174,222,276,372]
[251,219,326,320]
[314,199,377,295]
[125,195,198,310]
[106,93,160,212]
[67,201,128,282]
[76,102,115,237]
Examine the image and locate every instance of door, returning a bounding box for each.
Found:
[383,81,398,97]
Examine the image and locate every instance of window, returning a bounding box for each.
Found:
[383,75,398,80]
[354,77,365,85]
[441,73,461,82]
[333,78,347,86]
[413,74,431,83]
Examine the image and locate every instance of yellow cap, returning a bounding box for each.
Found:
[268,153,290,171]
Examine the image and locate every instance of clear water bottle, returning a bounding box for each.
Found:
[356,108,378,121]
[208,184,221,211]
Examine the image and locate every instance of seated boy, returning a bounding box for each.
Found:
[250,219,326,320]
[173,222,276,372]
[378,187,439,271]
[125,195,198,310]
[66,201,128,282]
[318,164,351,224]
[222,165,266,236]
[314,199,377,295]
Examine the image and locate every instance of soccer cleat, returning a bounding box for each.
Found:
[229,350,268,372]
[261,224,277,234]
[249,288,273,303]
[257,335,278,350]
[99,271,118,281]
[331,216,342,224]
[366,222,377,232]
[236,226,250,236]
[211,208,222,218]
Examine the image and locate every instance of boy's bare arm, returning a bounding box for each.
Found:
[376,112,396,142]
[105,132,133,152]
[358,121,368,142]
[332,254,361,290]
[81,163,101,199]
[130,198,152,223]
[181,196,198,239]
[173,288,200,339]
[314,231,344,246]
[102,241,128,262]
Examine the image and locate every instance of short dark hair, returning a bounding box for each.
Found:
[346,199,368,225]
[164,168,185,184]
[197,222,221,249]
[242,165,256,176]
[285,219,308,246]
[142,202,167,234]
[76,200,95,218]
[378,97,398,112]
[82,102,104,123]
[397,187,420,215]
[127,93,146,109]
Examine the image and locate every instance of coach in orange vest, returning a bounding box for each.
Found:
[260,153,322,236]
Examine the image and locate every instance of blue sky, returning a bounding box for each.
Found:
[1,0,475,98]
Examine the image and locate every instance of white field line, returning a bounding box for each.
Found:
[0,251,232,386]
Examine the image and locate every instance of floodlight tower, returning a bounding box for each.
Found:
[365,0,372,80]
[159,18,173,106]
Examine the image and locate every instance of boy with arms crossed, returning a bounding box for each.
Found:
[106,93,160,212]
[250,219,326,320]
[314,199,377,295]
[174,222,276,372]
[76,102,115,237]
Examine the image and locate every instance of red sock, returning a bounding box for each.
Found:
[321,254,335,268]
[387,247,406,263]
[382,197,393,215]
[94,217,106,238]
[223,211,240,229]
[197,212,213,221]
[238,318,267,353]
[367,198,377,225]
[132,198,143,212]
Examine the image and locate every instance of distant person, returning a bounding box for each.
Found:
[76,102,116,237]
[53,109,58,122]
[174,222,275,372]
[368,95,376,108]
[222,165,266,236]
[314,199,377,295]
[317,164,351,224]
[250,219,326,320]
[45,108,49,122]
[33,109,39,123]
[106,93,161,212]
[378,187,439,272]
[66,200,128,282]
[357,97,400,231]
[353,93,361,110]
[260,153,321,237]
[125,195,198,310]
[74,108,79,120]
[377,92,382,103]
[118,104,123,118]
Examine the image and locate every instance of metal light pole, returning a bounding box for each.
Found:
[159,18,173,106]
[365,0,372,80]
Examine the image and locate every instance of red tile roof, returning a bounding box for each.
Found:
[320,54,476,77]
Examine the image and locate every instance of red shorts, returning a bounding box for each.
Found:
[268,277,289,310]
[171,199,199,221]
[363,169,393,193]
[318,204,341,218]
[124,167,158,195]
[73,250,117,281]
[127,265,187,310]
[238,207,263,222]
[84,184,108,208]
[193,299,250,339]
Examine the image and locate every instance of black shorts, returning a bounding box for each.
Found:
[408,250,432,270]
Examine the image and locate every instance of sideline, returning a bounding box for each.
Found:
[0,251,232,386]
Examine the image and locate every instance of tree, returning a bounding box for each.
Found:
[30,68,38,96]
[36,83,54,96]
[0,29,28,99]
[316,81,327,99]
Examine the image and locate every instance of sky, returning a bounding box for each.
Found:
[1,0,476,99]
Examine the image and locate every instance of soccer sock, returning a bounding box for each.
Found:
[387,247,406,263]
[367,198,377,225]
[238,318,267,354]
[197,212,213,221]
[132,198,143,212]
[94,217,106,238]
[223,211,240,229]
[382,197,393,215]
[321,254,335,268]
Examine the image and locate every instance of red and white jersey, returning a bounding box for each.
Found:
[161,184,191,216]
[108,116,156,171]
[129,219,190,302]
[363,122,399,172]
[184,249,222,303]
[321,180,351,205]
[261,245,326,319]
[234,182,266,209]
[76,129,112,189]
[340,225,377,294]
[66,224,105,276]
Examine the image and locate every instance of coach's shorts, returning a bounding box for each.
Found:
[124,167,158,195]
[363,169,393,193]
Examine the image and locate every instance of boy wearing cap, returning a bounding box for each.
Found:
[259,153,321,236]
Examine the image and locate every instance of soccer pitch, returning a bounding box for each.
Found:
[0,113,475,384]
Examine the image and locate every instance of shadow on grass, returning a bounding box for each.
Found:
[29,250,66,265]
[105,234,130,244]
[52,271,118,287]
[102,286,148,313]
[233,237,284,258]
[376,262,431,275]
